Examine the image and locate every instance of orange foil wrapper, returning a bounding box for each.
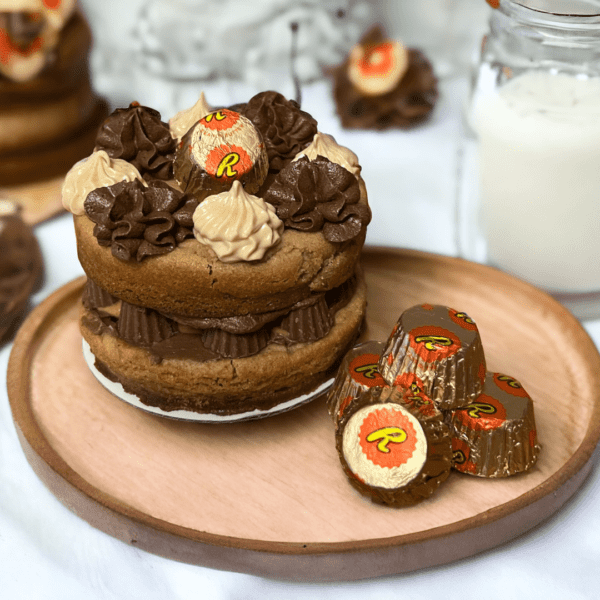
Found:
[449,372,541,477]
[378,304,486,411]
[334,384,452,507]
[326,341,388,425]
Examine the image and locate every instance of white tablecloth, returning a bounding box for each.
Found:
[1,74,599,599]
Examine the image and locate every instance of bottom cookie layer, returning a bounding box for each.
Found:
[81,272,368,416]
[83,340,333,423]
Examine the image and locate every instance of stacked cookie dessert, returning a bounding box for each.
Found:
[0,0,107,218]
[63,91,371,420]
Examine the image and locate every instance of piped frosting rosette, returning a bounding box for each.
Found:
[326,340,387,424]
[449,372,541,477]
[169,91,211,141]
[293,132,361,178]
[378,304,486,411]
[62,150,145,216]
[192,180,283,263]
[334,385,452,507]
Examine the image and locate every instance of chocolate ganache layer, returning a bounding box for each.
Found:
[95,102,176,180]
[81,274,357,362]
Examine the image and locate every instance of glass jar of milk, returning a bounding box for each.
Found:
[467,0,600,317]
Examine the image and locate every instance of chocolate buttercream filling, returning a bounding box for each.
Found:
[82,275,357,361]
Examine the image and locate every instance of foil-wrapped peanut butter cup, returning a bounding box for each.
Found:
[449,372,541,477]
[335,385,452,507]
[326,341,387,423]
[173,109,269,202]
[378,304,486,411]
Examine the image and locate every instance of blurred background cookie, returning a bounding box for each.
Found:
[0,199,43,341]
[0,0,108,224]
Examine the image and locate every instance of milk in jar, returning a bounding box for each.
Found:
[472,71,600,292]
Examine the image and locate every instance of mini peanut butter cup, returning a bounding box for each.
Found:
[173,109,269,201]
[326,341,387,423]
[449,372,541,477]
[279,296,332,343]
[118,301,175,347]
[378,304,486,411]
[200,327,270,359]
[334,385,452,507]
[82,278,116,310]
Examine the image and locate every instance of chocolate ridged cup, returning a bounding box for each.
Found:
[449,372,541,477]
[378,304,486,411]
[173,108,269,201]
[326,341,387,423]
[335,385,452,507]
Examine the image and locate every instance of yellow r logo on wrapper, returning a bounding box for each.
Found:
[466,402,497,418]
[216,153,241,178]
[354,363,380,379]
[204,111,227,123]
[366,427,407,453]
[414,335,453,351]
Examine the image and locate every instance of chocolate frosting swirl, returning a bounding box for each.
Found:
[242,91,317,172]
[84,179,198,262]
[95,102,176,180]
[262,156,371,243]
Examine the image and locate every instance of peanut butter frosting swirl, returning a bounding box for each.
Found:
[242,91,318,172]
[169,91,211,141]
[95,102,177,180]
[62,150,146,216]
[192,180,283,263]
[84,179,198,262]
[293,132,361,178]
[263,156,371,243]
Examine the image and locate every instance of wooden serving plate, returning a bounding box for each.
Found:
[8,248,600,581]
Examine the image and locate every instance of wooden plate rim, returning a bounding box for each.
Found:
[8,247,600,556]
